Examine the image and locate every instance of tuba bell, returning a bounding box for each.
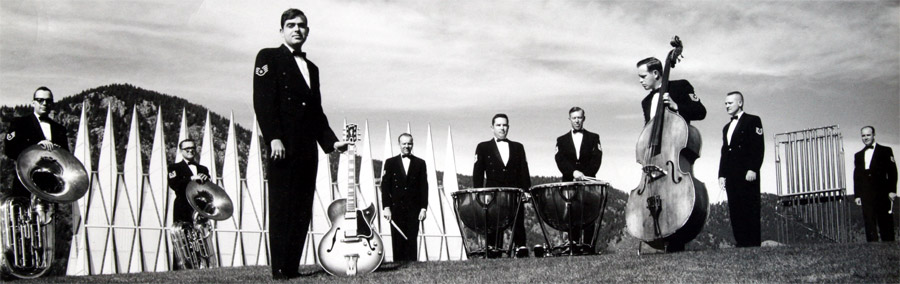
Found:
[169,180,233,270]
[1,144,89,279]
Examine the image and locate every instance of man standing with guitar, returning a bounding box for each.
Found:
[381,133,428,262]
[253,8,351,280]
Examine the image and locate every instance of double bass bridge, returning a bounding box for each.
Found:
[642,165,668,180]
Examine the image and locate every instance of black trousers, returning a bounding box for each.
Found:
[391,209,420,262]
[725,177,761,247]
[267,156,318,276]
[860,193,896,242]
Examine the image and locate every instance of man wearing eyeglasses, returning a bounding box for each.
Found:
[4,86,70,197]
[166,138,211,270]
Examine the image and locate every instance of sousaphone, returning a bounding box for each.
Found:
[169,179,233,269]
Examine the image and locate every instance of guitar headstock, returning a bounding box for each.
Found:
[667,35,684,68]
[343,123,360,143]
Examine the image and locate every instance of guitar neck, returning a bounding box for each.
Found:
[346,146,357,214]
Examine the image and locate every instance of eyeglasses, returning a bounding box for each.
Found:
[181,146,197,151]
[34,98,54,104]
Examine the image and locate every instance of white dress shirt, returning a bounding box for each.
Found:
[495,138,510,166]
[284,44,311,87]
[401,155,411,173]
[864,143,877,170]
[571,130,583,159]
[34,112,51,140]
[727,111,744,145]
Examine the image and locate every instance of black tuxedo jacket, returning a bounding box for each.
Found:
[718,113,765,179]
[555,130,602,181]
[473,139,531,189]
[253,45,338,161]
[380,154,428,212]
[4,114,70,159]
[167,160,210,223]
[854,144,898,200]
[641,80,707,124]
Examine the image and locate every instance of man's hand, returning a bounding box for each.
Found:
[663,93,679,112]
[37,140,57,151]
[192,173,210,183]
[270,139,286,160]
[855,197,862,206]
[745,170,758,182]
[418,208,427,221]
[334,141,353,153]
[383,207,392,221]
[573,170,585,181]
[718,177,726,191]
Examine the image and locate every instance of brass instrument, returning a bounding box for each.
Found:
[1,144,89,279]
[169,180,233,270]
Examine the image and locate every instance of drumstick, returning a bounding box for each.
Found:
[391,220,408,240]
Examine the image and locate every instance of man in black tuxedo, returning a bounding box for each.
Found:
[554,106,603,254]
[381,133,428,262]
[473,113,530,257]
[166,138,210,270]
[853,126,897,242]
[4,86,70,197]
[636,57,706,124]
[252,8,350,279]
[717,91,764,247]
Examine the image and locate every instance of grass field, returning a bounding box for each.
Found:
[16,242,898,283]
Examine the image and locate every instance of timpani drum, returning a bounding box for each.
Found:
[528,181,609,256]
[451,187,524,258]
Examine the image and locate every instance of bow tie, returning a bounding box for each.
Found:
[187,161,199,166]
[496,138,509,143]
[38,116,50,122]
[291,50,306,58]
[865,145,874,150]
[572,129,584,134]
[401,154,411,158]
[731,116,739,121]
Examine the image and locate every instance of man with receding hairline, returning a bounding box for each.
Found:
[853,126,897,242]
[253,8,351,279]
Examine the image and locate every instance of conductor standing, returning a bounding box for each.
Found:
[253,8,350,279]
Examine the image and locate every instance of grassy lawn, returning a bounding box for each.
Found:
[17,242,898,283]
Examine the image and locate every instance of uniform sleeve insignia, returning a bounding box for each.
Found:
[5,131,13,140]
[168,171,177,178]
[755,127,763,135]
[474,154,478,161]
[689,93,700,102]
[598,143,603,151]
[255,64,269,77]
[554,146,558,153]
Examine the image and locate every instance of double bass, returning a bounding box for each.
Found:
[625,36,709,251]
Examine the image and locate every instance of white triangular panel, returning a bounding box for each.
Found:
[96,104,117,274]
[379,121,394,261]
[218,112,244,267]
[244,117,267,265]
[146,108,169,272]
[301,144,333,265]
[442,125,466,260]
[112,174,138,273]
[67,101,91,276]
[120,108,143,272]
[175,108,188,163]
[358,120,377,212]
[419,124,446,261]
[200,110,218,181]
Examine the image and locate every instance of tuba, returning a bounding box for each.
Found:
[169,180,233,270]
[0,144,89,279]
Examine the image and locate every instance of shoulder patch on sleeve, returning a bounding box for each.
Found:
[598,142,603,151]
[554,146,558,154]
[168,171,177,178]
[756,127,763,135]
[5,131,14,140]
[255,64,269,76]
[474,154,478,162]
[689,93,700,102]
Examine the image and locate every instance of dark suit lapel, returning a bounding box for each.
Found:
[29,115,48,140]
[279,45,311,91]
[490,140,506,167]
[394,156,408,181]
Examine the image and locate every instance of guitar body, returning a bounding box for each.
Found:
[317,199,384,276]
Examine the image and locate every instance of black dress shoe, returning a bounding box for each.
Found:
[272,269,299,280]
[515,246,529,258]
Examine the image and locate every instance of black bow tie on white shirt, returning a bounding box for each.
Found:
[496,138,509,142]
[731,116,739,121]
[291,50,306,58]
[572,129,584,134]
[401,154,411,158]
[864,145,874,150]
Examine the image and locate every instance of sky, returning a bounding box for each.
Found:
[2,0,898,203]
